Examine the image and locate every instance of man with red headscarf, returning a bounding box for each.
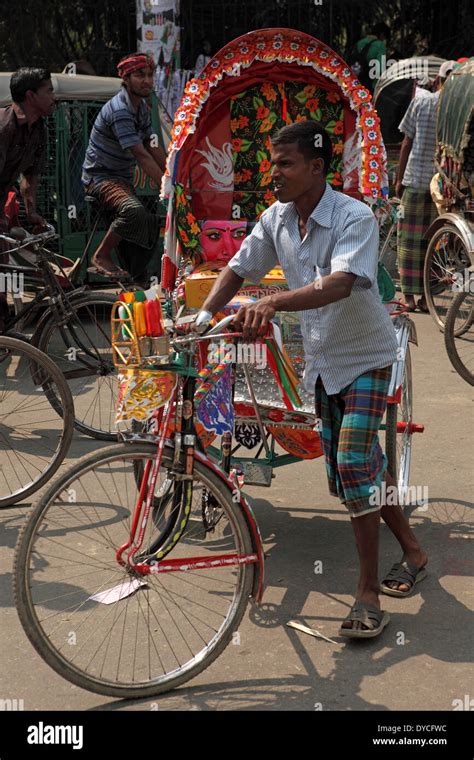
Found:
[82,53,167,280]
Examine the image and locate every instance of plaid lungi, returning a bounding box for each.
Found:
[87,180,159,250]
[397,187,438,295]
[315,366,392,518]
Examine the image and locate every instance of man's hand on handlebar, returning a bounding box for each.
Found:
[26,212,49,232]
[232,297,275,341]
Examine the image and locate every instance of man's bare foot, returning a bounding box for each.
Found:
[402,295,417,312]
[383,550,428,594]
[341,588,380,632]
[91,254,130,279]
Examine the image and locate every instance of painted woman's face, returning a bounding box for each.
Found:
[200,221,247,262]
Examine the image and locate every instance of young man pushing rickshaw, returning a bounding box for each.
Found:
[194,121,428,638]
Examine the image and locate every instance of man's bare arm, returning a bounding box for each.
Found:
[144,138,167,172]
[396,136,412,196]
[234,271,357,340]
[130,142,164,186]
[201,266,244,315]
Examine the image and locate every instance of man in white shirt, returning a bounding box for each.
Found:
[196,121,428,638]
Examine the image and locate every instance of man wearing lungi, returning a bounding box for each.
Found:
[196,121,428,638]
[395,60,456,311]
[82,53,166,279]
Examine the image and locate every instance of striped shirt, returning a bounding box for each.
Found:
[398,90,440,190]
[82,87,152,187]
[228,183,398,394]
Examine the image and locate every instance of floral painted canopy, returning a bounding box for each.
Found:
[160,28,388,285]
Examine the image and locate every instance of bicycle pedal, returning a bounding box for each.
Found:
[240,462,273,487]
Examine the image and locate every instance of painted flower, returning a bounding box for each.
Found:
[333,141,344,154]
[177,111,187,120]
[307,45,316,53]
[334,120,344,135]
[369,145,379,155]
[330,57,340,67]
[273,41,282,50]
[369,172,378,183]
[261,83,277,101]
[290,42,300,50]
[304,85,316,97]
[188,83,199,93]
[174,125,182,135]
[306,98,320,112]
[260,173,272,186]
[179,230,190,244]
[351,79,360,87]
[239,115,250,128]
[183,96,191,106]
[210,60,220,69]
[366,117,376,127]
[232,138,243,152]
[327,91,340,103]
[241,169,252,182]
[264,190,276,202]
[186,212,196,225]
[357,88,369,98]
[341,68,351,78]
[367,130,377,140]
[319,50,329,58]
[190,222,200,235]
[256,105,270,119]
[264,135,273,151]
[230,118,240,131]
[256,42,266,50]
[239,46,249,54]
[259,159,271,173]
[225,52,234,60]
[259,118,274,133]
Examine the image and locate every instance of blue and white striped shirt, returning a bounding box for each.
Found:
[82,87,152,187]
[228,183,398,394]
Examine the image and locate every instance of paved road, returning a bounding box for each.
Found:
[0,308,472,712]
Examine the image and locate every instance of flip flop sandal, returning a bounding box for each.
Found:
[339,602,390,639]
[88,264,131,280]
[381,561,427,597]
[416,299,430,313]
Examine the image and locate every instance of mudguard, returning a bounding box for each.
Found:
[388,314,416,402]
[425,214,474,259]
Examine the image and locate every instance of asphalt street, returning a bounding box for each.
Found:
[0,306,472,712]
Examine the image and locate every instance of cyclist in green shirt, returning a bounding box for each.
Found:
[354,23,390,92]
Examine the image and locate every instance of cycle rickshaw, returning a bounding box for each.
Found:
[423,60,474,330]
[15,29,424,698]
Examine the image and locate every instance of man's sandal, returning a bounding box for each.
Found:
[381,561,427,598]
[88,263,131,280]
[339,602,390,639]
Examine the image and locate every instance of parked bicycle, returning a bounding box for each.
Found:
[0,336,73,507]
[0,224,119,439]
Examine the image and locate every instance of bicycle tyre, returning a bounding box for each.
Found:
[423,226,470,331]
[35,291,118,440]
[15,442,255,698]
[0,337,74,507]
[444,291,474,386]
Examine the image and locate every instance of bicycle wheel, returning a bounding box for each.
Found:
[36,292,118,440]
[444,291,474,385]
[385,346,413,495]
[0,337,74,507]
[15,442,255,698]
[423,226,470,331]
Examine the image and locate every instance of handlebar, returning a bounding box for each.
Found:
[0,222,57,251]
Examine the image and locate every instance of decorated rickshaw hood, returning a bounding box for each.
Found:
[436,61,474,164]
[161,28,388,202]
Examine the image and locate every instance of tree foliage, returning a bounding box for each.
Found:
[0,0,472,75]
